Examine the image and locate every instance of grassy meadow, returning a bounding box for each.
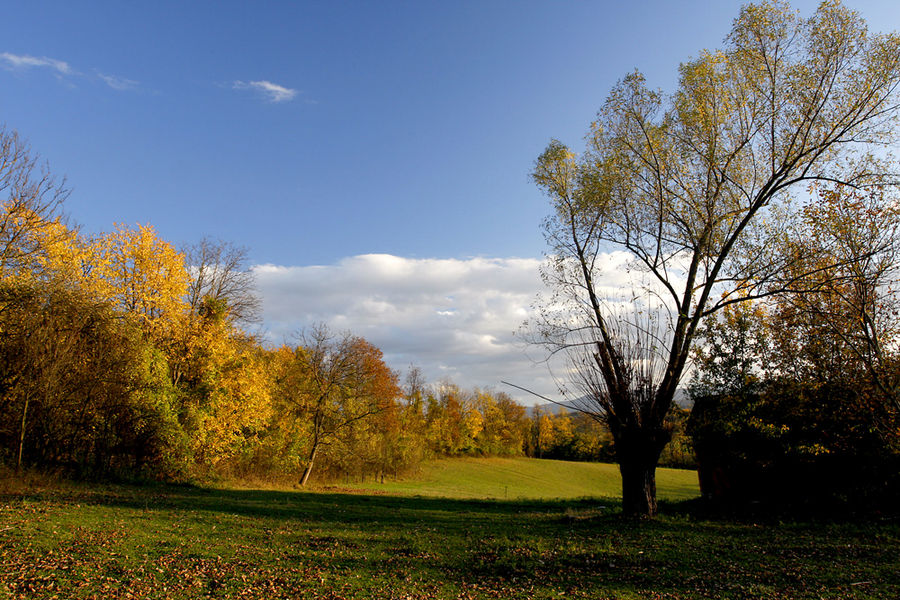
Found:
[346,457,700,501]
[2,458,898,599]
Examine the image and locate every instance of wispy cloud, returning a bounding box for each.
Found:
[233,80,298,103]
[0,52,72,75]
[2,52,140,93]
[97,72,139,91]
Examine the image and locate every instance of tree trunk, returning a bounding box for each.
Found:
[614,428,669,518]
[299,442,319,487]
[619,457,659,517]
[16,396,29,472]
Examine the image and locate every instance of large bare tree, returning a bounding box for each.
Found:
[183,237,261,326]
[531,0,900,516]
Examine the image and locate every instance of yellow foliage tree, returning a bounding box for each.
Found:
[187,329,274,471]
[92,223,189,337]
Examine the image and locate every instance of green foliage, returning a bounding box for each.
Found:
[0,279,176,477]
[688,302,769,399]
[689,383,900,512]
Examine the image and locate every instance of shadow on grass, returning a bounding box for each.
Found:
[5,481,621,522]
[3,481,900,599]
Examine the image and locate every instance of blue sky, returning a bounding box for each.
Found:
[3,0,898,400]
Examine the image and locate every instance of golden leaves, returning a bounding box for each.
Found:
[92,223,190,333]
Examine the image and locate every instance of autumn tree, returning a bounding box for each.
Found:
[535,409,557,458]
[531,0,900,516]
[396,367,430,462]
[688,293,900,508]
[524,406,611,461]
[777,185,900,418]
[277,326,400,486]
[93,223,190,338]
[425,382,485,456]
[472,389,528,456]
[180,322,274,474]
[366,366,431,478]
[165,239,269,474]
[0,127,291,481]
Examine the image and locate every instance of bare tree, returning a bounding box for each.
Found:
[530,0,900,516]
[0,126,70,278]
[183,237,261,325]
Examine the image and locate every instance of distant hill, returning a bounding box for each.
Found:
[531,389,692,415]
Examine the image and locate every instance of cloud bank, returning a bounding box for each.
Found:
[254,253,639,404]
[233,80,297,103]
[255,254,551,400]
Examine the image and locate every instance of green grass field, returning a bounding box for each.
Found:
[2,459,898,599]
[348,457,699,501]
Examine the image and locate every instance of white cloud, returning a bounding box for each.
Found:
[97,72,138,91]
[233,80,298,103]
[254,253,644,404]
[0,52,71,75]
